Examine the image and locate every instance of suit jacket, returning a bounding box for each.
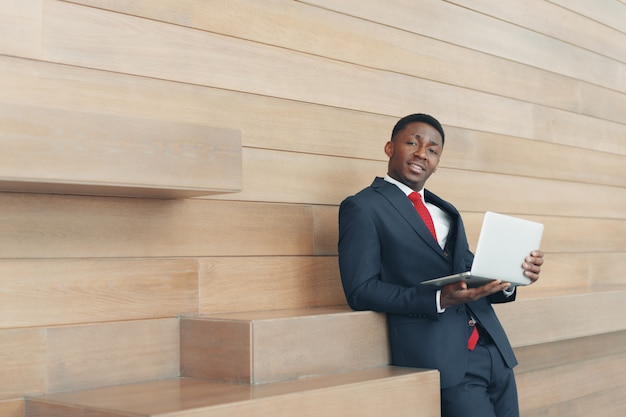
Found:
[338,177,517,388]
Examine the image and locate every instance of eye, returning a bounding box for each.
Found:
[428,148,438,155]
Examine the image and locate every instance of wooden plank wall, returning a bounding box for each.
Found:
[0,0,624,415]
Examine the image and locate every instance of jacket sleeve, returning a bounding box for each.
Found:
[338,196,439,319]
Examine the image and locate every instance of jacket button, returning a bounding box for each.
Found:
[457,308,465,315]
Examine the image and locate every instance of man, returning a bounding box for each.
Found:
[338,113,544,417]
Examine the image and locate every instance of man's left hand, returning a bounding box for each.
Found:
[523,250,544,283]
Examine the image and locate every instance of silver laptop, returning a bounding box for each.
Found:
[421,211,544,287]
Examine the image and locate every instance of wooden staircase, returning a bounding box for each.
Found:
[24,307,441,417]
[21,289,626,417]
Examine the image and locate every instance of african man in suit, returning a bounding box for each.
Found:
[338,113,544,417]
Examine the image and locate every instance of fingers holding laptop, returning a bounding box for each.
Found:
[522,250,544,284]
[440,280,511,308]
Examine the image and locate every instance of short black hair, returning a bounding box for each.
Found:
[391,113,445,146]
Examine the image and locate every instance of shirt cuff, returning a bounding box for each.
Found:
[436,290,446,313]
[503,285,516,297]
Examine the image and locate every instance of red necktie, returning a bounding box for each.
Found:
[408,192,437,241]
[468,320,479,350]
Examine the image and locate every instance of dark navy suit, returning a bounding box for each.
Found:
[338,177,517,389]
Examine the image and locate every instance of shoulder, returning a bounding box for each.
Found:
[343,180,407,214]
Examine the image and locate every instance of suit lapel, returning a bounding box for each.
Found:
[372,178,445,256]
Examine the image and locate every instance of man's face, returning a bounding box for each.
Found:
[384,121,443,191]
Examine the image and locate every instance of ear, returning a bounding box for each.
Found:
[384,141,394,158]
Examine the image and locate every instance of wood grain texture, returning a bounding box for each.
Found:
[0,0,622,411]
[1,56,624,187]
[0,103,241,198]
[547,0,626,33]
[460,215,626,254]
[0,328,46,399]
[182,308,389,384]
[0,188,622,261]
[180,318,252,383]
[496,290,626,347]
[0,399,24,417]
[199,256,344,314]
[0,193,315,258]
[27,369,440,417]
[522,384,626,417]
[46,319,179,393]
[61,0,626,125]
[250,309,389,383]
[446,0,626,63]
[514,330,626,374]
[516,351,626,413]
[590,252,626,289]
[515,331,626,415]
[0,259,198,329]
[300,0,625,92]
[0,0,41,58]
[35,1,626,154]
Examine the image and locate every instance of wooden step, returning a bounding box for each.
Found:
[180,306,390,384]
[0,102,241,199]
[25,367,440,417]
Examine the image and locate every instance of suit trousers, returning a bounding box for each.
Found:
[440,334,519,417]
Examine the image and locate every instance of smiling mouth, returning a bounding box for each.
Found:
[408,162,426,173]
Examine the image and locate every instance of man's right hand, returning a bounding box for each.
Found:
[440,280,512,309]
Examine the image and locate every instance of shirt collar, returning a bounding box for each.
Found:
[384,174,424,199]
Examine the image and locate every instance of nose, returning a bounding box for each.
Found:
[414,144,427,159]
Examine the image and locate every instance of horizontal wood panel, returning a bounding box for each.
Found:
[548,0,626,33]
[514,330,626,374]
[47,319,179,392]
[301,0,625,92]
[447,0,626,63]
[532,106,626,155]
[0,0,41,58]
[0,103,241,198]
[516,351,626,413]
[0,328,46,399]
[517,253,591,297]
[496,290,626,346]
[442,126,626,189]
[237,144,626,211]
[0,192,622,259]
[590,252,626,288]
[0,259,198,329]
[0,399,23,417]
[226,148,626,219]
[35,1,530,139]
[313,205,339,256]
[460,212,626,254]
[523,384,626,417]
[62,0,626,125]
[36,1,626,154]
[199,256,344,314]
[0,193,314,258]
[0,56,393,162]
[2,56,624,191]
[426,170,626,220]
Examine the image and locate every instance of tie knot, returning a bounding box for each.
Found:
[408,192,438,241]
[408,192,423,205]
